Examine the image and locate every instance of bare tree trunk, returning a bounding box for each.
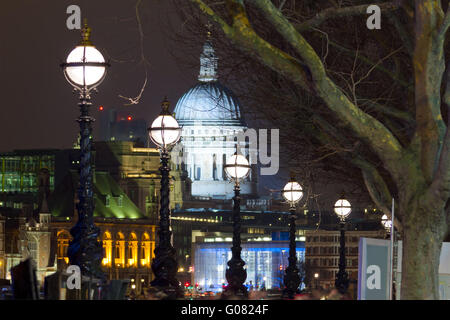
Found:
[401,204,446,299]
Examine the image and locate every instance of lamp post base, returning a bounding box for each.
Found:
[149,284,184,300]
[282,266,301,299]
[221,285,248,299]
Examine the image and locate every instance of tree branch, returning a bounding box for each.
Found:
[413,1,447,183]
[353,157,403,231]
[428,61,450,205]
[324,38,412,89]
[386,10,414,56]
[191,0,314,91]
[248,0,405,181]
[295,2,399,32]
[438,4,450,39]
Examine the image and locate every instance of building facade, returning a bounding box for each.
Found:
[94,141,187,225]
[0,215,4,279]
[304,229,386,292]
[173,38,257,199]
[52,218,156,293]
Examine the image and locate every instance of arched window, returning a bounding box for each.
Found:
[222,154,227,180]
[102,231,112,267]
[212,154,218,181]
[115,232,125,267]
[140,233,151,268]
[56,230,71,264]
[128,233,138,268]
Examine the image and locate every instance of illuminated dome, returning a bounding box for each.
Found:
[173,37,256,199]
[174,39,246,127]
[174,82,245,126]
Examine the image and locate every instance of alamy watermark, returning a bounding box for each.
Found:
[66,265,81,289]
[170,128,280,176]
[66,5,81,30]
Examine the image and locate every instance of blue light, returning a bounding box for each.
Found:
[194,241,305,293]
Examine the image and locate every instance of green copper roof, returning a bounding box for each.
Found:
[49,170,145,219]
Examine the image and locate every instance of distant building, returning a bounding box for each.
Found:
[304,229,386,295]
[94,141,188,225]
[98,108,148,145]
[16,195,57,285]
[0,215,5,279]
[174,38,257,199]
[0,149,77,217]
[0,144,167,292]
[192,236,305,293]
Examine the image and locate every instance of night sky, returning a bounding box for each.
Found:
[0,0,196,152]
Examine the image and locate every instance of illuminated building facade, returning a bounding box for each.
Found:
[170,203,308,285]
[174,38,257,199]
[0,143,172,292]
[0,149,77,217]
[52,218,156,291]
[16,197,57,285]
[0,215,4,279]
[94,141,188,225]
[192,239,305,293]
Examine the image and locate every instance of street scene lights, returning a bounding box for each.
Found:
[148,97,182,298]
[222,152,251,299]
[381,214,392,234]
[281,177,303,299]
[334,196,351,294]
[61,22,109,281]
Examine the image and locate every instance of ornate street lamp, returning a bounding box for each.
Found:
[222,151,251,299]
[281,176,303,299]
[148,97,182,299]
[333,195,351,295]
[381,214,392,235]
[61,21,109,281]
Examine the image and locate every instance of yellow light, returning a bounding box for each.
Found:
[64,257,69,264]
[178,267,184,272]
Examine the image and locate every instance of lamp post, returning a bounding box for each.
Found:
[333,195,351,295]
[148,97,182,299]
[381,214,392,237]
[222,152,251,299]
[61,22,109,281]
[281,177,303,299]
[314,273,320,289]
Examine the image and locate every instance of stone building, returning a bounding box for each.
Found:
[0,215,4,279]
[52,218,156,292]
[304,229,386,293]
[173,37,258,199]
[94,141,188,225]
[16,196,57,285]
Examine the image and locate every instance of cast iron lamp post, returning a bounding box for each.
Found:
[222,152,251,299]
[334,195,351,294]
[281,177,303,299]
[148,98,182,299]
[381,214,392,236]
[61,22,109,281]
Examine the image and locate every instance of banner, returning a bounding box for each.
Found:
[357,238,391,300]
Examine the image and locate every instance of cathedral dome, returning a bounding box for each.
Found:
[174,81,246,126]
[174,39,246,127]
